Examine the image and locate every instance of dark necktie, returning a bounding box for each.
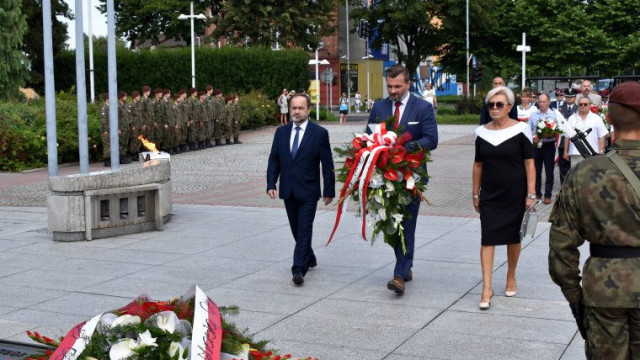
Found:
[291,126,301,157]
[394,101,402,129]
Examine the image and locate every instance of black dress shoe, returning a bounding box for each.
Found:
[308,258,317,269]
[292,273,304,285]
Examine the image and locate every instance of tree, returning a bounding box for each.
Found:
[350,0,497,83]
[211,0,337,50]
[96,0,214,50]
[21,0,72,93]
[0,0,28,99]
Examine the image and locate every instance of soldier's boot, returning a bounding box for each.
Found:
[216,139,223,146]
[206,139,213,148]
[189,142,196,150]
[198,141,205,149]
[104,158,111,167]
[132,152,139,162]
[234,137,242,144]
[226,138,233,145]
[181,144,189,152]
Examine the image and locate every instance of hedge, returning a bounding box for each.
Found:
[54,47,310,101]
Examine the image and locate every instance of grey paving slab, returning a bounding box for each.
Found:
[81,276,200,299]
[450,293,574,322]
[30,292,132,317]
[560,334,587,360]
[269,339,384,360]
[425,310,576,345]
[295,298,441,330]
[395,329,567,360]
[202,287,318,315]
[258,315,418,353]
[0,268,118,292]
[0,285,67,308]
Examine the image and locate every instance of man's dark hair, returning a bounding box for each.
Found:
[385,64,411,82]
[290,93,312,108]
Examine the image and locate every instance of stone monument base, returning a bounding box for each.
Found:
[48,160,171,242]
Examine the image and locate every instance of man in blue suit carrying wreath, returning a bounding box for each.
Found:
[368,64,439,294]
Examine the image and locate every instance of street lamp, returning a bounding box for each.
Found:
[363,53,373,113]
[309,54,330,122]
[178,2,206,88]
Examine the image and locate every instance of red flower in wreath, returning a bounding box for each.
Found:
[405,153,422,168]
[590,105,599,114]
[383,168,398,181]
[352,137,365,150]
[389,146,406,164]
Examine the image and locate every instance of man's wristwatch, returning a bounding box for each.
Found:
[527,194,537,200]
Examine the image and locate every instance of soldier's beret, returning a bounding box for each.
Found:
[199,91,206,97]
[118,91,126,100]
[206,85,213,91]
[179,89,187,95]
[101,93,109,101]
[173,94,180,101]
[609,81,640,114]
[601,89,610,96]
[131,90,140,98]
[214,89,222,96]
[563,88,578,97]
[154,87,163,94]
[142,85,151,92]
[225,95,234,102]
[190,87,198,94]
[163,88,170,95]
[555,88,564,96]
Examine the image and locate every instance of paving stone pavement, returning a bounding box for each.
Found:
[0,120,583,360]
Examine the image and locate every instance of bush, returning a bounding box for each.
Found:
[454,97,483,114]
[310,107,338,122]
[0,97,103,171]
[238,90,279,129]
[437,114,480,125]
[54,47,310,101]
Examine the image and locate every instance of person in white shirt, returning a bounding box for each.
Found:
[563,96,608,167]
[517,88,538,122]
[354,91,363,113]
[576,80,602,107]
[422,83,438,109]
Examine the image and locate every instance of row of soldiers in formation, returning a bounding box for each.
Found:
[100,85,243,166]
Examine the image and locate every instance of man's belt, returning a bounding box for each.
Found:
[590,243,640,258]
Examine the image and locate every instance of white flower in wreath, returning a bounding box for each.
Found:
[110,314,141,328]
[392,213,404,226]
[537,121,546,129]
[137,330,158,348]
[377,207,387,221]
[109,339,138,360]
[168,341,189,360]
[156,311,179,334]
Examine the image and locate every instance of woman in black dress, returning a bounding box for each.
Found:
[472,86,536,310]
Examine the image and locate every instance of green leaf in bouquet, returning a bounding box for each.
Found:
[398,192,411,205]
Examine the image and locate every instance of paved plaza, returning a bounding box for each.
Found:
[0,119,584,359]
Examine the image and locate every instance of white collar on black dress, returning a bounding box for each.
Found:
[475,121,532,146]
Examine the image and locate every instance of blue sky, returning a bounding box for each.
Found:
[61,0,108,49]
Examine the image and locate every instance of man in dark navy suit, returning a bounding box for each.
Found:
[267,94,335,285]
[368,64,438,294]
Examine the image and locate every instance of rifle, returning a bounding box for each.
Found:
[553,109,599,158]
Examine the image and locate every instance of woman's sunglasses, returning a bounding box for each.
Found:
[487,101,506,109]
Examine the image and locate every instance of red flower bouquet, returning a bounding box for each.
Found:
[327,116,431,253]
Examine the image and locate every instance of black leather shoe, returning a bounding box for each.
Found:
[308,258,317,269]
[292,273,304,285]
[405,270,413,282]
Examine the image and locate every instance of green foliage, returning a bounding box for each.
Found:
[238,90,278,129]
[21,0,72,93]
[0,0,29,99]
[310,107,339,122]
[212,0,337,50]
[54,47,309,101]
[453,97,483,115]
[95,0,211,49]
[437,114,480,125]
[0,97,103,171]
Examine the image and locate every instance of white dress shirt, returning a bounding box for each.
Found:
[290,119,309,152]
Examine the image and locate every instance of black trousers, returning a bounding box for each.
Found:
[284,197,317,276]
[557,146,571,186]
[534,142,556,198]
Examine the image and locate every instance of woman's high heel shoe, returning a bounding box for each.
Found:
[479,289,494,310]
[505,279,517,297]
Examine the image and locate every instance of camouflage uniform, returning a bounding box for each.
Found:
[213,96,225,145]
[117,101,131,162]
[196,97,207,145]
[100,103,110,165]
[141,95,154,143]
[205,95,215,146]
[160,98,174,152]
[549,140,640,359]
[231,101,242,143]
[128,100,142,157]
[186,96,198,148]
